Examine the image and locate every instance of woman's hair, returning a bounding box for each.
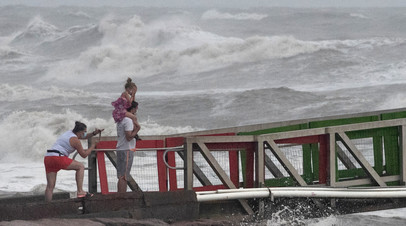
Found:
[72,121,87,133]
[125,77,137,89]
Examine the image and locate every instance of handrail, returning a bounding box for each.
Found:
[163,147,185,170]
[72,146,184,160]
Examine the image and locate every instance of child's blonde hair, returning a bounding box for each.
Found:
[125,77,137,89]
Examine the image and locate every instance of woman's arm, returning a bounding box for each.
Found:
[70,137,98,158]
[122,91,132,103]
[83,128,104,140]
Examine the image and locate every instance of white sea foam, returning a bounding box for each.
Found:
[202,9,268,20]
[68,10,91,19]
[11,16,62,46]
[38,12,406,87]
[0,109,198,163]
[0,46,25,59]
[0,83,91,101]
[40,12,325,85]
[350,13,369,19]
[2,6,406,224]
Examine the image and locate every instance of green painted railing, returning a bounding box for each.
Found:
[237,110,406,187]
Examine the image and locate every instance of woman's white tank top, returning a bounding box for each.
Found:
[46,131,77,157]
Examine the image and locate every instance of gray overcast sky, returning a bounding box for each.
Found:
[1,0,406,8]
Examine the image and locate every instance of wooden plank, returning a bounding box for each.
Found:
[189,135,256,143]
[177,151,212,186]
[229,151,239,187]
[246,145,255,188]
[373,136,384,175]
[319,135,328,185]
[337,132,387,187]
[264,140,307,186]
[326,118,406,133]
[184,139,193,190]
[329,133,336,187]
[264,154,284,178]
[261,128,326,141]
[256,138,265,187]
[196,141,254,215]
[88,150,98,194]
[311,143,319,181]
[302,144,313,183]
[401,125,406,185]
[336,145,356,169]
[384,135,400,175]
[167,151,178,191]
[335,175,400,187]
[156,150,168,191]
[196,141,239,188]
[97,152,109,194]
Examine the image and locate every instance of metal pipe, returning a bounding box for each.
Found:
[163,148,184,170]
[201,186,406,194]
[196,187,406,202]
[92,146,184,152]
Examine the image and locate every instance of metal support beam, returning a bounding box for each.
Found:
[264,140,307,186]
[337,132,387,187]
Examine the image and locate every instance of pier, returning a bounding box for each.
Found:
[3,108,406,222]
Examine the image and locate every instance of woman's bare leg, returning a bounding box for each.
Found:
[45,172,57,202]
[66,160,85,196]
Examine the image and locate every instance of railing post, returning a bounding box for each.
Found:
[184,138,193,190]
[319,135,328,185]
[256,137,265,187]
[328,133,336,187]
[88,138,97,193]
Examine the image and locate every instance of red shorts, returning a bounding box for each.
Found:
[44,156,73,173]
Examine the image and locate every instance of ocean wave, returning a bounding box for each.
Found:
[0,46,25,59]
[36,12,406,86]
[34,23,101,57]
[326,37,406,50]
[0,84,92,102]
[9,15,101,57]
[201,9,268,21]
[10,16,62,47]
[0,109,198,163]
[39,13,326,85]
[67,10,91,19]
[349,13,369,19]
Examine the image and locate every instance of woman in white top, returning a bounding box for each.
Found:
[44,121,103,201]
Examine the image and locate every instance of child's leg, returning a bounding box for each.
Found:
[125,112,140,131]
[125,111,133,119]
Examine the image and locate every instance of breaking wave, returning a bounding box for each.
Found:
[201,9,268,20]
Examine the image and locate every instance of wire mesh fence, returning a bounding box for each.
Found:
[99,150,160,192]
[264,144,304,180]
[336,137,376,170]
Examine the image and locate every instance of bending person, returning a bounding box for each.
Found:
[44,121,104,201]
[116,101,140,193]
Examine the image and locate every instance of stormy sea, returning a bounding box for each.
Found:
[1,5,406,225]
